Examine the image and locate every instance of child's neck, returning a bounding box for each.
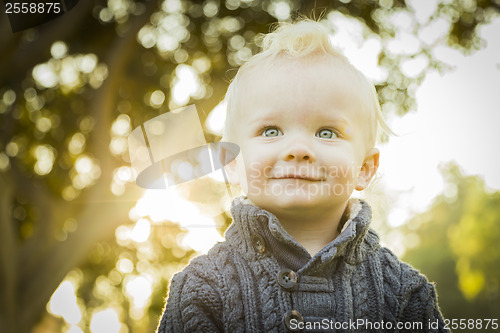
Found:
[273,202,348,256]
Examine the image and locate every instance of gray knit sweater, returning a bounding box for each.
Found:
[157,199,448,332]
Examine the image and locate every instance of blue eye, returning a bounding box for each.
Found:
[317,129,337,139]
[262,127,282,137]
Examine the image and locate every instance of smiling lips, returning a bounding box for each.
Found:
[271,174,324,181]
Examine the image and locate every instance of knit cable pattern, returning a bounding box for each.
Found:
[157,200,448,333]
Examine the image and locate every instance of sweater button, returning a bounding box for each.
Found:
[277,268,298,290]
[283,310,303,331]
[250,233,266,254]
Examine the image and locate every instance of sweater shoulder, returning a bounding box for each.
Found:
[376,244,432,294]
[172,239,242,286]
[158,240,249,332]
[179,240,234,276]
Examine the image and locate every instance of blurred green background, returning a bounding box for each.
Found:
[0,0,499,332]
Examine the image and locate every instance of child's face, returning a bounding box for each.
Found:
[227,59,379,216]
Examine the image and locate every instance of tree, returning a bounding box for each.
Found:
[402,164,500,327]
[0,0,498,332]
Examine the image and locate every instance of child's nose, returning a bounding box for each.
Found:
[282,137,315,162]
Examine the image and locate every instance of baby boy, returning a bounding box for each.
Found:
[157,20,447,332]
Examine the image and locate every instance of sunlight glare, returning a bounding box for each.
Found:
[89,308,122,333]
[407,0,439,23]
[75,155,93,174]
[387,206,411,228]
[181,226,224,254]
[387,32,421,55]
[65,325,84,333]
[135,188,202,224]
[400,54,429,78]
[60,58,80,88]
[2,89,16,105]
[327,12,385,82]
[36,117,52,132]
[79,54,98,73]
[124,274,153,319]
[133,188,225,253]
[117,258,134,274]
[109,137,128,155]
[48,280,82,325]
[269,1,291,21]
[50,41,68,59]
[205,101,226,136]
[130,219,151,243]
[33,63,58,88]
[68,133,86,155]
[171,65,200,106]
[111,114,132,137]
[34,144,55,175]
[150,90,166,108]
[418,17,448,45]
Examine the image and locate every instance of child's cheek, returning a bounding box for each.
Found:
[324,158,360,195]
[243,160,265,195]
[238,148,269,195]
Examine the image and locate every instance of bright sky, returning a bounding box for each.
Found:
[378,7,500,226]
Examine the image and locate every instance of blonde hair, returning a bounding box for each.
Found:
[223,20,391,147]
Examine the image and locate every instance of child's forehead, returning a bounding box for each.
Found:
[237,58,368,111]
[238,57,365,102]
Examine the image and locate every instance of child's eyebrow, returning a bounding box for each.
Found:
[302,113,353,130]
[246,113,280,126]
[246,112,353,128]
[316,114,351,126]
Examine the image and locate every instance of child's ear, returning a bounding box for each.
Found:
[355,148,379,191]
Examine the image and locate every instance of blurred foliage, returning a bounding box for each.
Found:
[439,0,500,51]
[402,163,500,328]
[74,221,195,333]
[0,0,499,332]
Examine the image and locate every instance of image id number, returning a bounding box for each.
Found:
[5,2,62,14]
[444,318,498,330]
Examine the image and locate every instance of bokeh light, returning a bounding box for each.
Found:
[48,279,82,326]
[89,308,123,333]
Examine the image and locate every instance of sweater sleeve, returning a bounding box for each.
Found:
[399,263,449,332]
[381,248,449,332]
[156,261,224,333]
[399,279,448,332]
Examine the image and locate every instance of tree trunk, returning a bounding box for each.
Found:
[0,2,157,332]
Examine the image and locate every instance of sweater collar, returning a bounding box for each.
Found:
[225,197,379,274]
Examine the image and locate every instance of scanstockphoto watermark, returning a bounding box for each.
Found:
[245,162,360,198]
[288,318,443,331]
[249,163,361,180]
[248,179,356,198]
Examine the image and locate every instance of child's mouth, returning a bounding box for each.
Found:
[272,175,324,181]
